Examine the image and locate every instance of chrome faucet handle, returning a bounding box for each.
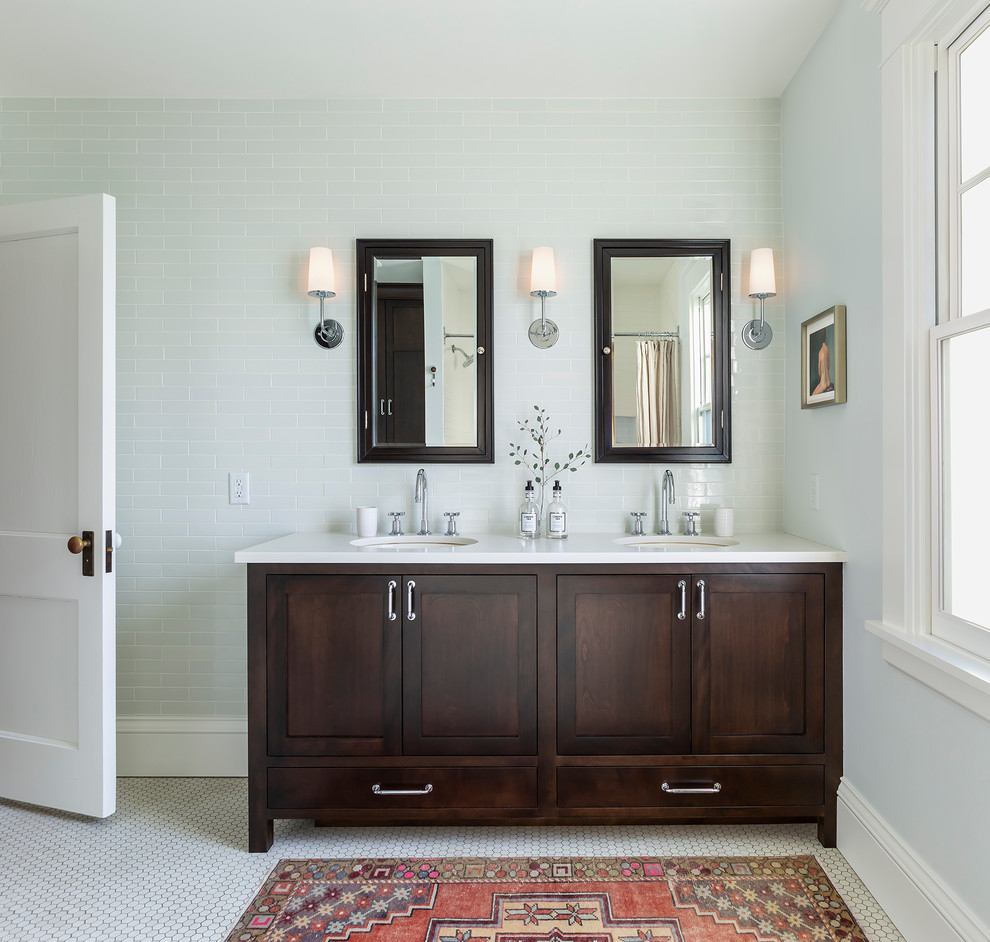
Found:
[682,511,700,536]
[388,511,405,536]
[443,512,460,537]
[630,512,647,536]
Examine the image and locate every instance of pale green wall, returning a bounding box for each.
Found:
[783,0,990,930]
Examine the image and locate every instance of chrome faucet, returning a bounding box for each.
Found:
[415,468,430,535]
[658,470,676,535]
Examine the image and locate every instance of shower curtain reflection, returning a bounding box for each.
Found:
[635,338,680,447]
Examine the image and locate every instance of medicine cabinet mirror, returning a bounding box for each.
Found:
[594,238,731,463]
[357,238,494,463]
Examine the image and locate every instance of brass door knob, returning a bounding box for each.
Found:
[67,535,91,554]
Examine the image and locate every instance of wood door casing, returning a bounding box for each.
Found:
[402,575,538,755]
[557,574,692,755]
[692,573,825,755]
[267,574,400,756]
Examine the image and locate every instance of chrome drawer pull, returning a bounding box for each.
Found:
[677,579,687,620]
[386,580,397,621]
[696,579,706,620]
[406,579,416,620]
[372,783,433,797]
[662,781,722,794]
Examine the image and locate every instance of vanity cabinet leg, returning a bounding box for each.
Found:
[818,809,837,848]
[249,815,274,853]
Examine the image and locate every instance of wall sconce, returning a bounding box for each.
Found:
[308,246,343,349]
[528,246,559,348]
[742,247,776,350]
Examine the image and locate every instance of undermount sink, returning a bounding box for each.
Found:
[351,535,479,548]
[614,535,738,548]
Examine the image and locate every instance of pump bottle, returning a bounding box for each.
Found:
[518,480,539,539]
[546,480,568,539]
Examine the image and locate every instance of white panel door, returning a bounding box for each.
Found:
[0,194,116,817]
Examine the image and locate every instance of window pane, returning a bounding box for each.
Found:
[961,177,990,315]
[960,19,990,181]
[940,323,990,630]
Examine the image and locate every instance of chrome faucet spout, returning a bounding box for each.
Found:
[415,468,430,535]
[659,470,676,535]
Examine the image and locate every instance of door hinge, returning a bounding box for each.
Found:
[105,529,113,573]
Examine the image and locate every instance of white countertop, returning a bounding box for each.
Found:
[234,530,846,565]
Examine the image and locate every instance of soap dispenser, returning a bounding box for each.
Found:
[546,480,568,539]
[518,480,539,539]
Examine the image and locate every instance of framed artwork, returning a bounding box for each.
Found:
[801,305,846,409]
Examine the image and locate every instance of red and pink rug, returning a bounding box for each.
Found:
[225,855,868,942]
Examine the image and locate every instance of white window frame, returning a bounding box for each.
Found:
[867,0,990,723]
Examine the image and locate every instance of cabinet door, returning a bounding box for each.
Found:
[557,574,692,755]
[693,573,824,754]
[267,575,401,756]
[402,575,538,755]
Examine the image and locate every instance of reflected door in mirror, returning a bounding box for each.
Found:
[375,285,425,445]
[357,239,494,463]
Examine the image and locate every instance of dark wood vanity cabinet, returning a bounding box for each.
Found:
[248,562,841,852]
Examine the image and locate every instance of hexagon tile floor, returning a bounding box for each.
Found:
[0,778,905,942]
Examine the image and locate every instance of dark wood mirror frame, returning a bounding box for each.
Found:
[594,238,732,463]
[357,238,494,463]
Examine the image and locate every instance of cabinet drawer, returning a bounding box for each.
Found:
[557,765,823,809]
[268,766,538,810]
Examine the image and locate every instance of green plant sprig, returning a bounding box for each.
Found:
[508,405,590,517]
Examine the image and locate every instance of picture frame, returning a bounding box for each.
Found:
[801,304,846,409]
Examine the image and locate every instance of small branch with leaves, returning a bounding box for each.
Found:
[508,405,591,518]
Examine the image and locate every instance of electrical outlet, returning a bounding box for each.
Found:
[809,472,820,511]
[229,472,250,504]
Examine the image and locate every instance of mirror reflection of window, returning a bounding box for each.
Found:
[609,256,713,448]
[688,275,713,446]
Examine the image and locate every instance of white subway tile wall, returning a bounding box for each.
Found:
[0,97,785,718]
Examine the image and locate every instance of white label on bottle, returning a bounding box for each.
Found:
[548,512,566,533]
[520,512,537,533]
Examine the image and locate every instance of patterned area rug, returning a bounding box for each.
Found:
[225,856,868,942]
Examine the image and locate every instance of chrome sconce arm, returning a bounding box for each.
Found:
[308,246,343,349]
[528,245,559,348]
[741,246,776,351]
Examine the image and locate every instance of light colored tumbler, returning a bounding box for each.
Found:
[356,506,378,538]
[714,507,735,537]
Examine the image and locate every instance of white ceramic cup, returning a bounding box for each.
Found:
[714,507,735,538]
[356,506,378,538]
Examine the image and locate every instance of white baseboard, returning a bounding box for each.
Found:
[837,779,989,942]
[116,716,247,777]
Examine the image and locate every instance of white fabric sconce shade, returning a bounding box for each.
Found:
[307,246,342,349]
[308,246,336,295]
[742,247,776,350]
[528,246,559,348]
[748,247,776,299]
[530,246,557,296]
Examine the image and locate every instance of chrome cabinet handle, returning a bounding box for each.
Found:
[380,398,386,416]
[386,580,397,621]
[406,579,416,620]
[372,783,433,796]
[662,782,722,794]
[387,399,393,415]
[696,579,706,620]
[677,579,687,620]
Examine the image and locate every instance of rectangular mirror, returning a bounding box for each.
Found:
[594,239,731,462]
[357,239,493,463]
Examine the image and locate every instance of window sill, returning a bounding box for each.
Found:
[866,620,990,723]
